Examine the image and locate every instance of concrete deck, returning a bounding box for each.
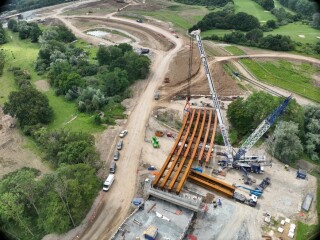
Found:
[111,198,194,240]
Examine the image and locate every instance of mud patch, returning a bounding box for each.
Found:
[34,80,50,92]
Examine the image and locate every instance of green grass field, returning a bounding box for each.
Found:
[201,29,235,38]
[0,32,41,104]
[234,0,276,22]
[240,59,320,103]
[45,89,105,133]
[224,46,246,55]
[269,22,320,44]
[121,1,210,30]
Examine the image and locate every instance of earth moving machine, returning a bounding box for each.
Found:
[190,30,292,171]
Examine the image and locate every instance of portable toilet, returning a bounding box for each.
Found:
[297,169,307,179]
[144,225,158,240]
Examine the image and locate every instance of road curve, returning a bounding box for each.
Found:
[214,53,320,65]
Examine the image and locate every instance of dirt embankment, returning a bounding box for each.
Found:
[160,45,243,99]
[0,108,50,179]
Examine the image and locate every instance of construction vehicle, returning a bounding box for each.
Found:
[234,185,263,197]
[190,30,292,170]
[154,91,160,100]
[151,137,159,148]
[233,192,257,207]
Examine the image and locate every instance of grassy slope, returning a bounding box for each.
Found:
[224,46,246,55]
[234,0,276,22]
[240,59,320,103]
[0,31,104,133]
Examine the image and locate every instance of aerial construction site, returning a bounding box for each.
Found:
[0,0,319,240]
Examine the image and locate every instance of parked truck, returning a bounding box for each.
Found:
[154,91,160,100]
[233,192,257,207]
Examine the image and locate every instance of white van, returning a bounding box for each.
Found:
[103,174,115,192]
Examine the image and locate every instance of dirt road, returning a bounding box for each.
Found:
[80,27,183,240]
[215,53,320,65]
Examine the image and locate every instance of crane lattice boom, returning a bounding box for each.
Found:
[234,95,292,160]
[191,30,232,157]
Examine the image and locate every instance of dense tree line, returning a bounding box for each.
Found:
[31,128,101,170]
[206,31,295,51]
[174,0,233,7]
[189,11,260,32]
[279,0,318,19]
[8,19,42,42]
[271,7,302,25]
[0,24,7,45]
[253,0,275,11]
[0,0,78,12]
[227,92,320,163]
[0,165,100,239]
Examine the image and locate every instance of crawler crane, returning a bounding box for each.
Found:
[190,30,292,170]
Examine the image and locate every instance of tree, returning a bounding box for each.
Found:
[17,21,30,39]
[227,92,279,136]
[117,43,133,53]
[7,18,18,32]
[34,129,100,169]
[268,121,303,163]
[29,22,42,42]
[246,28,264,43]
[311,12,320,29]
[97,45,122,66]
[262,0,275,11]
[0,192,34,237]
[259,34,295,51]
[266,20,277,29]
[100,68,129,96]
[231,12,260,31]
[0,25,6,44]
[3,87,53,127]
[303,105,320,161]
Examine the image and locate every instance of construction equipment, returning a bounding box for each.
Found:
[233,192,257,207]
[190,30,233,161]
[151,137,159,148]
[184,36,193,112]
[234,185,263,197]
[190,30,292,169]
